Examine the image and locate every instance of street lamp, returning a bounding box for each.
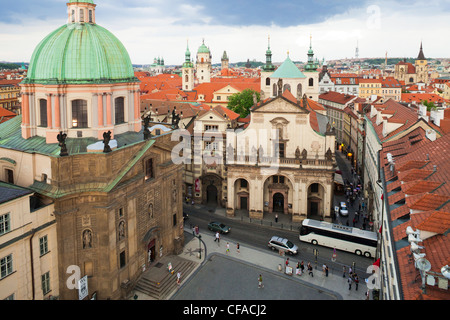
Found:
[198,234,202,260]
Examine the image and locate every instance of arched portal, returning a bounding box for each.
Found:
[307,183,325,219]
[273,193,284,212]
[207,185,218,205]
[264,175,291,215]
[234,178,249,211]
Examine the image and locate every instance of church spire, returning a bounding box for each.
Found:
[417,41,426,60]
[263,35,275,72]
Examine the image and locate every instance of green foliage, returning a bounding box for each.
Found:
[0,63,21,70]
[227,89,260,118]
[422,99,437,111]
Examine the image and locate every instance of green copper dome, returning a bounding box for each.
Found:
[197,41,210,54]
[24,23,137,85]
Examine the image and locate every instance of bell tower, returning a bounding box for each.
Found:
[182,41,194,91]
[415,42,428,83]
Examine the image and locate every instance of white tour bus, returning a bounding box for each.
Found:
[299,219,378,258]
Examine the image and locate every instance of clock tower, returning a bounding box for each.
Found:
[182,41,194,91]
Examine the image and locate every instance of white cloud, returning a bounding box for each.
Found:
[0,0,448,65]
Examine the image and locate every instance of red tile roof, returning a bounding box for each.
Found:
[319,91,356,105]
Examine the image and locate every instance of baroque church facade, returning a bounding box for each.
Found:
[0,0,184,300]
[226,89,336,222]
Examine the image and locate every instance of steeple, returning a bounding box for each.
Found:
[417,41,426,60]
[183,40,193,68]
[304,34,318,72]
[263,35,275,72]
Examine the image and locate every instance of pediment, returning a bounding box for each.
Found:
[252,96,309,114]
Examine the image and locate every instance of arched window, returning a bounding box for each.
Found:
[297,84,302,97]
[114,97,125,124]
[79,9,84,22]
[273,83,277,96]
[89,10,93,23]
[72,99,88,128]
[71,10,75,23]
[185,75,189,83]
[266,78,270,86]
[309,78,314,87]
[39,99,47,127]
[283,84,291,92]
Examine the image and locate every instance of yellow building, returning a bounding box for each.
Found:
[0,80,21,113]
[359,79,382,99]
[0,182,58,300]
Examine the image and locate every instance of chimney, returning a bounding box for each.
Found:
[426,129,437,142]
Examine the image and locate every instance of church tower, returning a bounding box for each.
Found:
[415,42,428,83]
[303,35,319,101]
[221,51,229,70]
[182,41,194,91]
[261,35,276,98]
[196,39,212,83]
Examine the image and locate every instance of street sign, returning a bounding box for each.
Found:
[78,275,88,300]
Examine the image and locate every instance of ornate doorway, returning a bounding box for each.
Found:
[273,193,284,212]
[207,185,218,205]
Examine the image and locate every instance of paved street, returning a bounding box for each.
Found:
[130,152,376,301]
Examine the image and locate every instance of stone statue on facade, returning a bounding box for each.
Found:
[295,146,301,159]
[277,78,283,96]
[57,131,68,157]
[302,148,308,160]
[103,130,112,153]
[172,109,181,129]
[82,229,92,249]
[143,115,151,140]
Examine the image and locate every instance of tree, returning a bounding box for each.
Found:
[227,89,260,118]
[422,99,437,112]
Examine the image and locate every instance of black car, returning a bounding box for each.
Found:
[207,222,231,234]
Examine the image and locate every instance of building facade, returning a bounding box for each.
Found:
[0,0,184,300]
[0,182,57,300]
[226,92,336,222]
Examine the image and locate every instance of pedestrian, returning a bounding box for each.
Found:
[177,272,181,286]
[195,225,199,235]
[226,242,230,254]
[192,226,195,236]
[258,274,264,289]
[365,290,370,300]
[342,266,346,278]
[300,261,305,275]
[275,213,278,223]
[285,258,290,269]
[325,265,329,277]
[214,231,220,243]
[352,217,356,227]
[354,273,359,290]
[236,242,240,253]
[362,222,366,230]
[348,276,353,290]
[307,262,313,277]
[322,264,326,276]
[349,266,353,276]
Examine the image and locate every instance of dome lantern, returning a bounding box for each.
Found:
[67,0,97,24]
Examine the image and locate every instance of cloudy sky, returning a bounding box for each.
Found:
[0,0,449,66]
